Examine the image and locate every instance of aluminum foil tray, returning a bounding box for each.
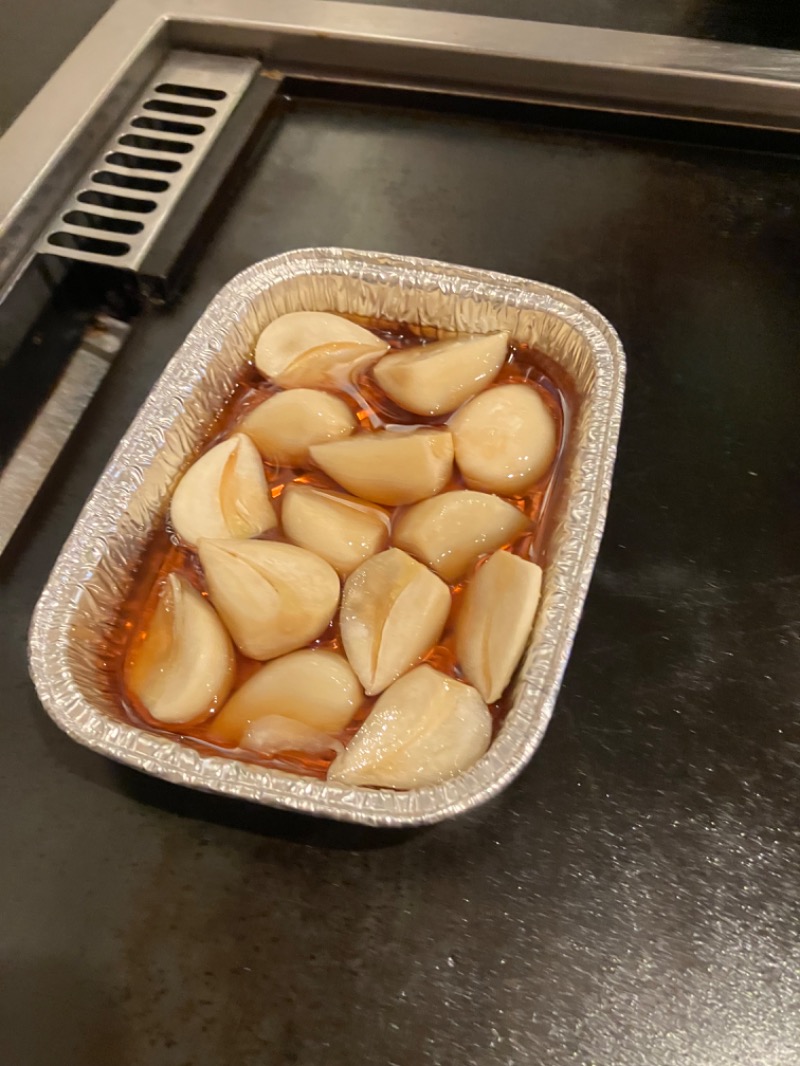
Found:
[29,248,625,826]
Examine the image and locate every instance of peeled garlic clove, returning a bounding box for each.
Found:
[170,433,276,548]
[456,549,542,702]
[393,490,529,583]
[239,388,357,466]
[208,648,363,743]
[450,383,558,496]
[328,664,491,789]
[125,574,234,724]
[310,429,454,506]
[373,331,509,416]
[340,548,451,696]
[243,716,344,758]
[281,483,390,577]
[198,538,340,660]
[255,311,388,387]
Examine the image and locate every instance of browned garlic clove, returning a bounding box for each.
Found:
[170,433,276,548]
[340,548,451,696]
[327,664,491,789]
[255,311,388,388]
[125,573,234,724]
[198,538,341,661]
[207,648,363,744]
[281,483,390,577]
[392,489,529,582]
[373,331,509,416]
[450,383,557,495]
[239,388,357,466]
[242,716,344,758]
[310,429,454,506]
[456,549,543,702]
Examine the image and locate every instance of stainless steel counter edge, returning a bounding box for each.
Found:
[3,0,800,292]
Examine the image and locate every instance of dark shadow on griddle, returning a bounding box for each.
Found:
[28,689,424,850]
[111,761,426,850]
[690,0,800,49]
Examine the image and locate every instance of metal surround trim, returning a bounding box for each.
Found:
[29,247,625,826]
[36,51,258,269]
[3,1,800,290]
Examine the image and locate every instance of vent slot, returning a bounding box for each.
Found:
[130,116,206,136]
[62,211,144,235]
[77,190,158,213]
[38,52,258,269]
[118,134,194,154]
[47,233,130,257]
[92,171,170,192]
[156,83,227,101]
[105,152,182,172]
[143,100,217,118]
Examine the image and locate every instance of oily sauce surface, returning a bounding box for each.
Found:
[114,318,575,780]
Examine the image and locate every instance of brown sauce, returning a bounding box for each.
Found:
[113,317,576,781]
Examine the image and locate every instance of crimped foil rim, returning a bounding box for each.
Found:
[29,248,625,826]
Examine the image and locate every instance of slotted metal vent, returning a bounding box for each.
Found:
[37,52,258,269]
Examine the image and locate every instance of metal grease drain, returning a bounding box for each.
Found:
[37,51,258,270]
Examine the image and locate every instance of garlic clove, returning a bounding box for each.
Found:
[170,433,276,548]
[239,388,357,466]
[456,549,543,702]
[340,548,451,696]
[207,648,363,743]
[242,715,344,758]
[327,664,491,789]
[281,483,390,577]
[310,429,454,506]
[255,311,388,387]
[125,573,234,725]
[373,331,509,416]
[450,383,558,495]
[393,489,529,582]
[198,538,341,660]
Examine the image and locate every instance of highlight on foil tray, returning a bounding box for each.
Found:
[120,310,565,791]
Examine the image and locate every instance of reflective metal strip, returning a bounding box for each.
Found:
[0,317,129,556]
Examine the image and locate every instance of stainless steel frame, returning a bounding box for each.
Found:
[2,0,800,557]
[3,0,800,293]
